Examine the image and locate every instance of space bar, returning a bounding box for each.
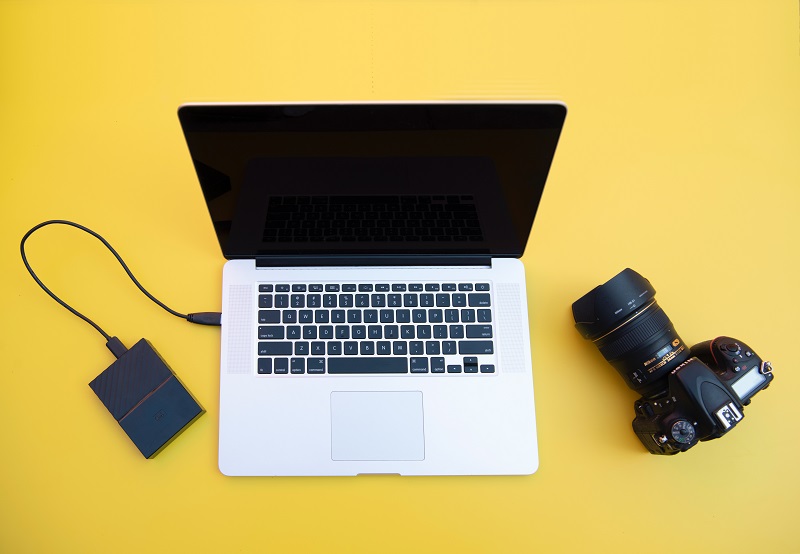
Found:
[328,358,409,374]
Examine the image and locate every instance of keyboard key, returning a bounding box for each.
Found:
[393,341,408,355]
[287,326,301,339]
[443,283,457,291]
[307,358,326,374]
[410,341,424,355]
[431,357,446,373]
[259,310,280,323]
[452,293,467,307]
[259,326,284,339]
[274,358,289,374]
[344,341,358,355]
[311,310,327,324]
[468,293,491,307]
[477,309,492,322]
[342,284,357,292]
[447,364,462,373]
[449,325,464,339]
[435,294,450,307]
[257,358,272,374]
[466,325,493,338]
[458,340,494,355]
[410,357,429,373]
[295,341,309,355]
[276,284,290,292]
[425,284,440,291]
[291,358,305,374]
[364,310,378,323]
[425,341,440,355]
[328,341,342,355]
[292,284,307,292]
[442,341,457,355]
[259,342,292,356]
[480,364,496,373]
[259,284,274,293]
[358,284,373,292]
[377,341,391,355]
[360,341,375,355]
[299,310,313,323]
[311,342,325,355]
[275,294,289,308]
[476,283,490,291]
[328,358,408,374]
[303,326,317,339]
[458,283,473,291]
[282,310,297,323]
[392,284,407,292]
[347,310,362,323]
[258,295,273,308]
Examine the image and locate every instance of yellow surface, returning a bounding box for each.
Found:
[2,1,799,552]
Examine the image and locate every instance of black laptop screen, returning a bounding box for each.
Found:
[178,103,566,261]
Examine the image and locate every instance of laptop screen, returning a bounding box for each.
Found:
[179,103,566,261]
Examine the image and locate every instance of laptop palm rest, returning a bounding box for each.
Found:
[330,391,425,461]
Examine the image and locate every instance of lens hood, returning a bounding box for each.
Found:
[572,268,656,340]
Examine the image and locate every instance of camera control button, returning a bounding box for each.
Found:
[724,343,741,354]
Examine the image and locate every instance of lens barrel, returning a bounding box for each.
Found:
[572,269,691,397]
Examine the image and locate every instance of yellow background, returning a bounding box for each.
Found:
[2,1,799,552]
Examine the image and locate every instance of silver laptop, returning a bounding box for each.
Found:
[179,102,566,476]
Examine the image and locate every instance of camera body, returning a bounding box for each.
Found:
[632,337,773,454]
[572,269,774,455]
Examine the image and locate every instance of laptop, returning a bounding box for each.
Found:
[178,102,566,476]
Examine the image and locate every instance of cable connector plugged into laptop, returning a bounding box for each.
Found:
[187,312,222,326]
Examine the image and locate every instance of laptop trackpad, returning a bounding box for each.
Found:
[330,391,425,461]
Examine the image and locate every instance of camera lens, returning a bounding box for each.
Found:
[572,269,691,397]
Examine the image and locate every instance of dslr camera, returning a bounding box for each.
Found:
[572,269,774,455]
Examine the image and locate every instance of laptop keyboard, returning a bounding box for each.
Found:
[256,282,496,375]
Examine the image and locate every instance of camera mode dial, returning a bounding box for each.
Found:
[670,419,696,444]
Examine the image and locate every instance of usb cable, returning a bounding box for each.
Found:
[20,220,221,357]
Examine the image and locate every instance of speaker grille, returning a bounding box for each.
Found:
[495,283,527,374]
[225,284,253,374]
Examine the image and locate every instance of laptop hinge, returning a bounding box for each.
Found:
[254,255,493,268]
